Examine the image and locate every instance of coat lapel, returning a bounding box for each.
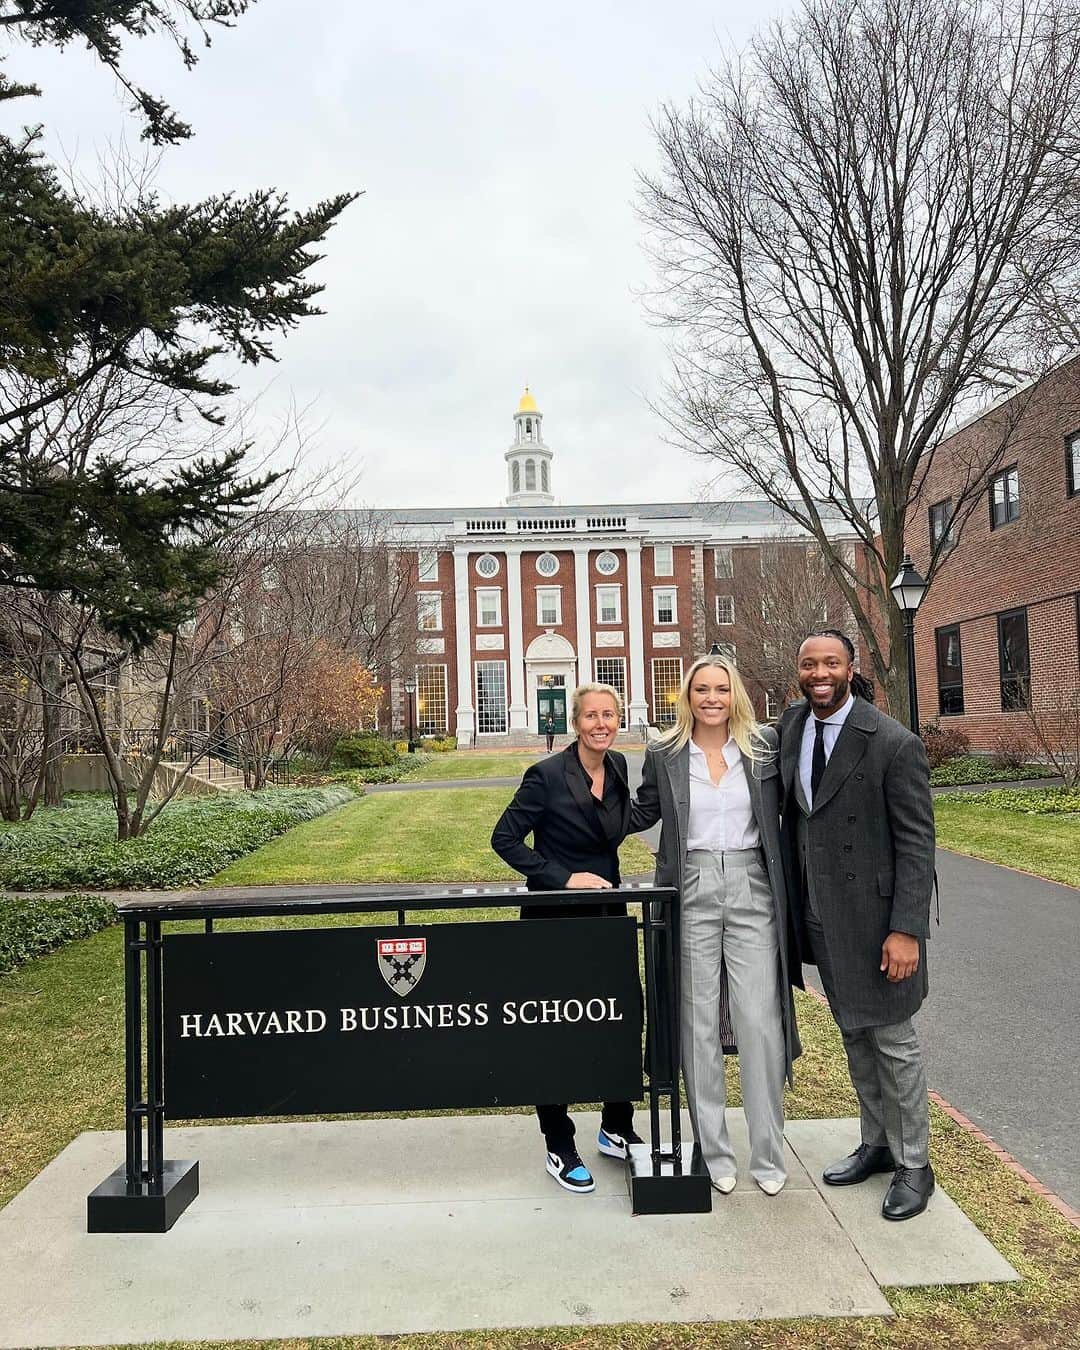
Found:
[782,706,811,814]
[562,746,604,842]
[664,742,690,846]
[809,697,877,816]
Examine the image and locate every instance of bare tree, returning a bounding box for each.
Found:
[641,0,1080,717]
[1022,681,1080,788]
[703,539,853,709]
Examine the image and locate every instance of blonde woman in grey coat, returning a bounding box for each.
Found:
[632,655,801,1195]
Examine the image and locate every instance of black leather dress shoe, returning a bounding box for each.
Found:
[822,1143,897,1186]
[882,1164,935,1220]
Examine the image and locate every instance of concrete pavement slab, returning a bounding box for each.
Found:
[0,1112,1017,1347]
[0,1113,887,1346]
[785,1118,1020,1288]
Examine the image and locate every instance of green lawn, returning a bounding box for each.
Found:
[406,751,544,780]
[210,787,658,885]
[934,798,1080,887]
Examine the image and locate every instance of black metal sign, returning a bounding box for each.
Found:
[162,917,643,1118]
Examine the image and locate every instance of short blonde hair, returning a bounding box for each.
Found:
[570,682,623,730]
[656,655,770,762]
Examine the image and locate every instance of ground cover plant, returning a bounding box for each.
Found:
[0,895,116,975]
[210,786,656,886]
[0,787,354,891]
[929,756,1057,787]
[934,787,1080,887]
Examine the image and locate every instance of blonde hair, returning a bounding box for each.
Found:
[570,682,623,730]
[656,655,771,762]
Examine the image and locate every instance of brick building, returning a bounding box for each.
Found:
[902,354,1080,749]
[381,389,858,744]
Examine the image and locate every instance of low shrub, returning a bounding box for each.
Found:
[936,786,1080,814]
[392,740,409,755]
[420,735,457,752]
[990,726,1035,775]
[0,895,117,976]
[0,786,354,891]
[335,735,399,769]
[920,720,970,769]
[929,756,1056,787]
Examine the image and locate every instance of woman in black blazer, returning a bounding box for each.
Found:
[491,682,641,1194]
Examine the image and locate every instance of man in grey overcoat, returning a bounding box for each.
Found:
[780,631,936,1220]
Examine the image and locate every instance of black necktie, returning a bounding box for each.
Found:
[810,719,827,804]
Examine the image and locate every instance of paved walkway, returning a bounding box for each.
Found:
[0,1111,1016,1347]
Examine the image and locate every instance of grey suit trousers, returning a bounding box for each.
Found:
[681,849,786,1185]
[804,913,930,1168]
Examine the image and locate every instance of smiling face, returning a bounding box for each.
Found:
[797,635,854,714]
[688,662,732,733]
[573,691,620,754]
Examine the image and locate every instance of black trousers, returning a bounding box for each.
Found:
[521,897,635,1154]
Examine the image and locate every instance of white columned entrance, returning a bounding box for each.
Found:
[572,543,592,685]
[452,546,475,744]
[625,539,650,728]
[525,631,578,733]
[505,545,529,730]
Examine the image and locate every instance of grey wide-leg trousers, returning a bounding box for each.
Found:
[681,849,786,1185]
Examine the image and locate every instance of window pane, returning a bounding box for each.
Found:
[716,594,735,625]
[476,662,507,734]
[935,625,964,715]
[654,544,673,576]
[998,610,1030,709]
[416,665,448,735]
[594,657,628,728]
[652,658,683,725]
[714,547,733,578]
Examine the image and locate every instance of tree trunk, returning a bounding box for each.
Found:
[41,618,65,808]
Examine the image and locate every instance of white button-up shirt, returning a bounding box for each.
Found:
[799,693,855,807]
[686,737,760,851]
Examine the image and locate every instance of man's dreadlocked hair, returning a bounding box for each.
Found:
[806,629,876,702]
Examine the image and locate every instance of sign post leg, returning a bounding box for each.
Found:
[87,919,199,1233]
[628,900,711,1214]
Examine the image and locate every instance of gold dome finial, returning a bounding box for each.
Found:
[517,385,538,414]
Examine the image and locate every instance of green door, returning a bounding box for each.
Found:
[536,688,567,734]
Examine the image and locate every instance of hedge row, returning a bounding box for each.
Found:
[929,756,1057,787]
[0,785,355,891]
[0,895,118,977]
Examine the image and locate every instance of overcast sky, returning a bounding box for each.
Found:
[6,0,791,509]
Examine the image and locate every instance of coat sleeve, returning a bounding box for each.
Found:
[491,764,573,890]
[629,748,662,832]
[883,733,936,938]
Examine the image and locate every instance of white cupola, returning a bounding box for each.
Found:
[505,386,554,506]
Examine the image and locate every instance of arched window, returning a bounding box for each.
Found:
[512,461,520,492]
[525,418,533,439]
[541,461,549,492]
[525,459,536,491]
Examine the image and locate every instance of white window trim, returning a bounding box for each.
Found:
[653,543,674,577]
[417,591,443,632]
[765,690,780,720]
[714,546,733,579]
[651,656,684,725]
[535,551,560,577]
[652,585,678,625]
[418,549,439,583]
[594,656,628,729]
[536,586,562,627]
[595,551,620,576]
[476,587,502,627]
[595,583,622,624]
[475,552,501,578]
[716,594,735,625]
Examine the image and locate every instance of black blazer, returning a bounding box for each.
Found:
[491,743,631,892]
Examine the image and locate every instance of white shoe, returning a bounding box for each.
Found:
[712,1175,737,1194]
[756,1177,785,1196]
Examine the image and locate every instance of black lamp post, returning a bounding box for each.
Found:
[889,554,928,733]
[404,676,417,753]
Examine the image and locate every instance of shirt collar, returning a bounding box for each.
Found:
[689,735,741,768]
[810,692,855,729]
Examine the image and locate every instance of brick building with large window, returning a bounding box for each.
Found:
[901,354,1080,749]
[380,389,858,744]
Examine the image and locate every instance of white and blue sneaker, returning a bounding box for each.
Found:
[546,1149,596,1193]
[597,1126,644,1160]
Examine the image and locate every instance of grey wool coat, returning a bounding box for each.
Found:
[631,727,803,1087]
[779,697,936,1030]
